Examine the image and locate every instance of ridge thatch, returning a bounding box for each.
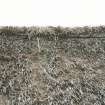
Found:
[0,26,105,39]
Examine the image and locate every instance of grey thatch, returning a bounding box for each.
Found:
[0,26,105,105]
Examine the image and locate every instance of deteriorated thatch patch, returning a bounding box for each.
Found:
[0,26,105,105]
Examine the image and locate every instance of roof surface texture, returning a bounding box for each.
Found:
[0,26,105,105]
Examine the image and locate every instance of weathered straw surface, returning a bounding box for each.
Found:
[0,26,105,105]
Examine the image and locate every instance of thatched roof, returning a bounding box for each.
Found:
[0,26,105,105]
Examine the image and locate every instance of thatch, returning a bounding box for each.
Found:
[0,26,105,105]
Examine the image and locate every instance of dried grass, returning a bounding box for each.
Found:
[0,26,105,105]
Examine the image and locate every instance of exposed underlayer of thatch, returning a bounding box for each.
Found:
[0,26,105,105]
